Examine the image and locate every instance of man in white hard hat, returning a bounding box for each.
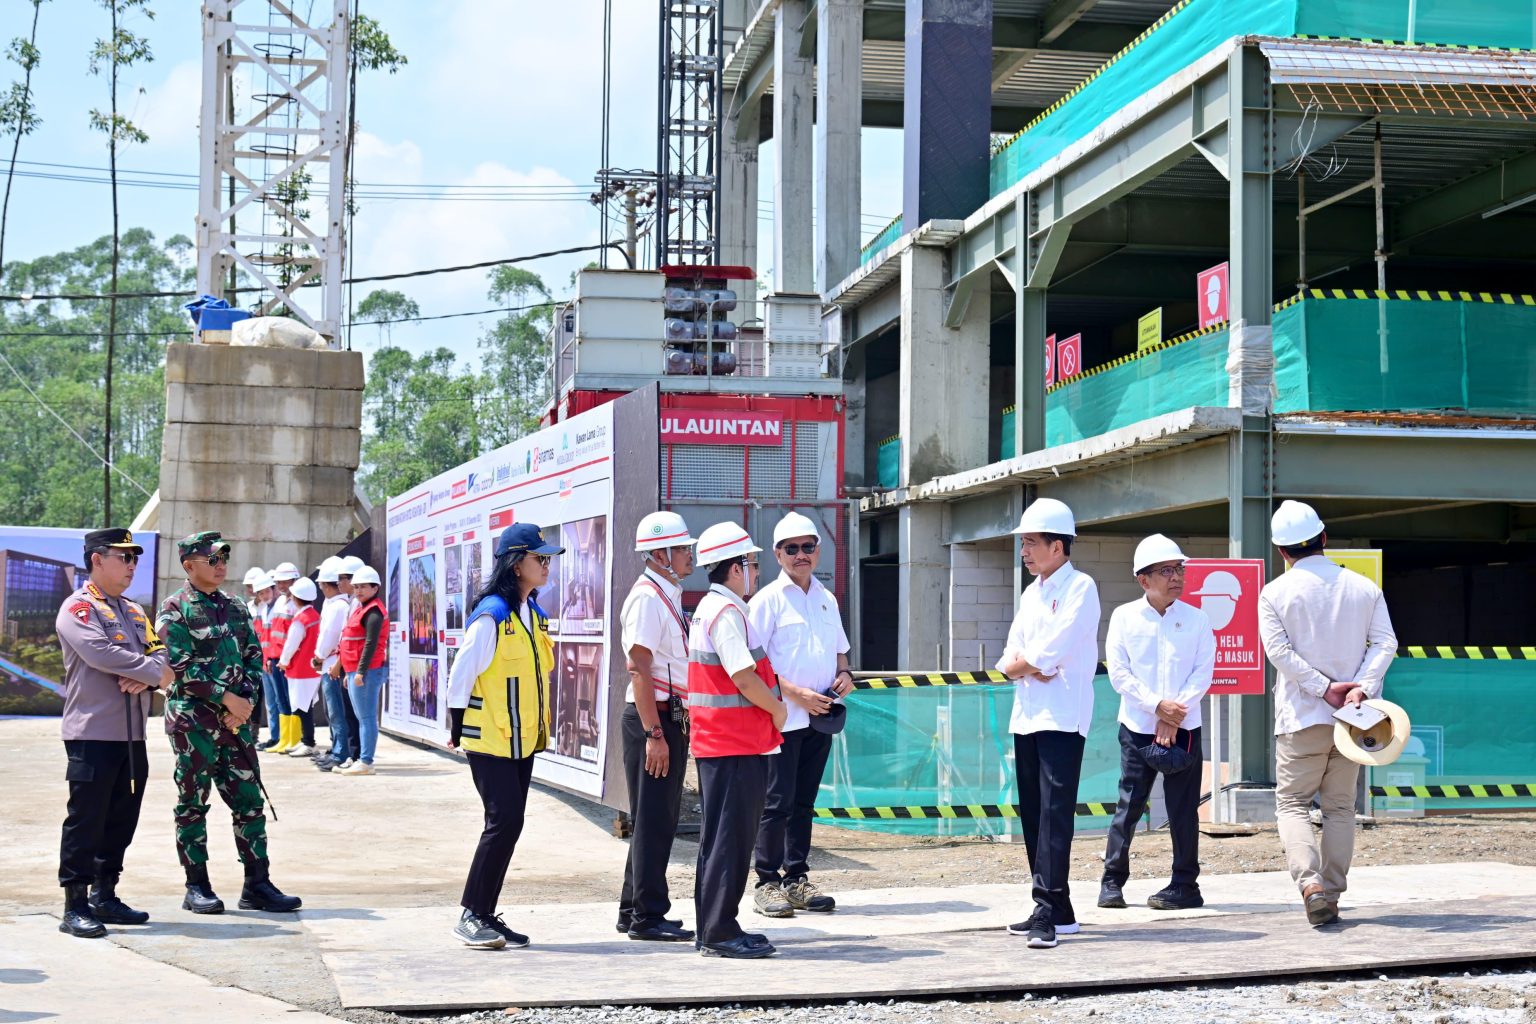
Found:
[329,555,368,763]
[311,558,356,771]
[242,567,266,619]
[687,522,787,959]
[996,497,1100,949]
[614,511,697,943]
[748,511,852,919]
[1259,500,1397,926]
[249,574,281,750]
[1099,535,1215,912]
[260,562,302,753]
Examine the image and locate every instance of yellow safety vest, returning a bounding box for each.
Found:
[460,603,554,760]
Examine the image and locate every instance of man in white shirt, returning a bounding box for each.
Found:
[614,512,697,943]
[995,498,1100,950]
[748,512,853,919]
[1260,500,1397,927]
[1099,535,1215,913]
[312,558,355,772]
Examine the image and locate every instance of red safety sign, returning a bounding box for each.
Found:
[1044,334,1056,387]
[1179,558,1265,696]
[1197,262,1229,328]
[1057,333,1082,379]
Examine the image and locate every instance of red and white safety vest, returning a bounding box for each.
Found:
[264,595,293,661]
[686,586,781,758]
[339,597,388,672]
[252,603,271,655]
[285,605,321,680]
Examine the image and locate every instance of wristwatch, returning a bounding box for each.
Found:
[647,724,664,740]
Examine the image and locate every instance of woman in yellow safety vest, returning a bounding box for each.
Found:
[444,522,563,950]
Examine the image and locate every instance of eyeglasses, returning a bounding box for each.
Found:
[104,550,139,565]
[740,558,759,570]
[779,541,818,556]
[1140,564,1187,580]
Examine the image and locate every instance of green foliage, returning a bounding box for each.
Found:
[88,2,154,149]
[478,267,554,450]
[354,288,420,346]
[352,13,407,74]
[0,230,191,526]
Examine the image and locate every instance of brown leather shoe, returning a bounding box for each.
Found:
[1303,884,1338,925]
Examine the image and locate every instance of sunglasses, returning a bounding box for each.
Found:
[779,541,818,556]
[104,550,139,565]
[533,554,552,566]
[192,554,228,568]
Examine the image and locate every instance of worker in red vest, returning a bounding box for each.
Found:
[337,566,388,776]
[248,574,280,750]
[261,562,301,753]
[687,522,787,959]
[278,576,323,758]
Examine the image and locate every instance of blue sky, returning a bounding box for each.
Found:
[4,2,902,367]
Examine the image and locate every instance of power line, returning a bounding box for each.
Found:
[0,301,562,339]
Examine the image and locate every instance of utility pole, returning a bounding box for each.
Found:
[624,186,639,268]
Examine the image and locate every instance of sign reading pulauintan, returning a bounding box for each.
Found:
[1137,308,1162,352]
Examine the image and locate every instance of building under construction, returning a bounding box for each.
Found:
[708,0,1536,817]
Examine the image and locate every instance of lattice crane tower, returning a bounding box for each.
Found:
[196,0,350,340]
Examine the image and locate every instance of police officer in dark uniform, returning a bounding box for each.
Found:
[55,528,173,938]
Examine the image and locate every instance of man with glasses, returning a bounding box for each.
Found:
[687,522,787,959]
[156,532,301,915]
[1098,535,1214,913]
[748,512,852,919]
[54,528,173,937]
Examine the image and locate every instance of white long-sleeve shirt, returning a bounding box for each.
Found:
[995,561,1101,737]
[747,572,850,732]
[314,594,350,674]
[447,600,534,710]
[1105,596,1215,734]
[1259,554,1398,736]
[279,614,307,668]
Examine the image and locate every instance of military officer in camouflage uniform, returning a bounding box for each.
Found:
[156,531,301,915]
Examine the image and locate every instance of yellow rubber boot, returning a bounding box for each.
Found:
[274,714,298,754]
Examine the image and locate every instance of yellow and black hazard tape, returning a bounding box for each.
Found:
[815,800,1121,822]
[854,670,1009,690]
[1398,646,1536,660]
[1276,288,1536,309]
[1371,783,1536,800]
[1291,34,1536,54]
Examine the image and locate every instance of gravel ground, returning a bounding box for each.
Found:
[341,963,1536,1024]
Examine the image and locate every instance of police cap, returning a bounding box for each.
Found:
[84,527,143,555]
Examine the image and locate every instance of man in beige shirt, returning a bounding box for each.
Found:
[1259,501,1397,927]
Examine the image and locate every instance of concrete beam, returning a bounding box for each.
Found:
[774,0,816,294]
[1035,439,1231,525]
[1274,429,1536,503]
[816,0,862,292]
[862,98,1044,133]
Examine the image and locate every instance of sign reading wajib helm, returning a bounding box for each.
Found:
[383,402,617,799]
[1179,558,1265,696]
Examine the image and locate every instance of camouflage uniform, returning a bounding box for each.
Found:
[156,533,268,869]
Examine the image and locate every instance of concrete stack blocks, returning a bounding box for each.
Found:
[155,342,365,596]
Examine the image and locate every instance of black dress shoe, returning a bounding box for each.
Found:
[59,884,107,938]
[90,875,150,925]
[698,934,776,959]
[1097,881,1127,909]
[615,914,684,934]
[238,859,302,912]
[628,920,695,942]
[182,866,224,915]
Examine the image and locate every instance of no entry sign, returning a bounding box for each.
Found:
[1179,558,1266,695]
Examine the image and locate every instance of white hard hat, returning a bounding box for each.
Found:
[1334,699,1412,766]
[242,567,266,586]
[1012,497,1076,537]
[252,574,275,591]
[270,561,301,581]
[1133,534,1187,575]
[772,511,821,547]
[1271,500,1326,547]
[316,557,342,583]
[695,522,761,568]
[290,577,318,602]
[351,565,381,587]
[338,555,366,576]
[635,511,697,553]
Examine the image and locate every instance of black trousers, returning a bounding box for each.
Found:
[1014,730,1085,923]
[694,754,767,946]
[617,703,688,927]
[1102,724,1203,888]
[460,751,536,917]
[342,683,362,760]
[295,707,315,746]
[753,726,833,885]
[59,740,148,887]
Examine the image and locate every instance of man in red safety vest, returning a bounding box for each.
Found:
[687,522,787,960]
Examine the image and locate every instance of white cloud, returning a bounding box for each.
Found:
[126,58,202,157]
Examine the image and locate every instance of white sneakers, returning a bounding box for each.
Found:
[287,744,315,757]
[338,761,376,776]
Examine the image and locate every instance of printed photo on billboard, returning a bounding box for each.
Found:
[408,554,438,656]
[409,657,439,722]
[535,525,563,628]
[386,537,402,623]
[464,541,484,612]
[551,640,603,764]
[560,517,607,634]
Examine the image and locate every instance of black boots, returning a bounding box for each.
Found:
[238,859,302,913]
[60,884,107,938]
[182,865,225,915]
[90,874,150,925]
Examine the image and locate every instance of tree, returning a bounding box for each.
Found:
[0,0,47,278]
[358,346,481,503]
[354,288,420,347]
[89,0,154,522]
[478,267,554,449]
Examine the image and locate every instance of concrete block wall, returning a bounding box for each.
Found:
[1066,534,1229,649]
[948,539,1015,671]
[156,343,365,597]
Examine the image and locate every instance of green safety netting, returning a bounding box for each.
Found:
[1000,407,1017,459]
[877,435,901,489]
[862,0,1536,265]
[1274,297,1536,415]
[1044,328,1229,447]
[816,679,1128,836]
[1368,660,1536,813]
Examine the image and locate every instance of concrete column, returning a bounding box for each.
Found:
[899,246,989,486]
[897,502,947,670]
[816,0,862,293]
[903,0,994,228]
[720,103,761,309]
[842,349,867,487]
[774,0,815,294]
[1013,279,1048,458]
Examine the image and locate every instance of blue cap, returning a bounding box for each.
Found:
[494,522,564,558]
